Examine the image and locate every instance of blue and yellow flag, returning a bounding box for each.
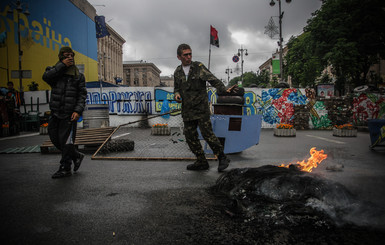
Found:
[95,16,110,38]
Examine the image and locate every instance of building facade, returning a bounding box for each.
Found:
[71,0,125,85]
[160,75,174,87]
[0,0,98,91]
[123,61,161,87]
[97,26,125,84]
[0,0,125,91]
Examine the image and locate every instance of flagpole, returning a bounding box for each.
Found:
[208,25,211,70]
[208,44,211,70]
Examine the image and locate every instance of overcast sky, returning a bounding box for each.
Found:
[88,0,322,83]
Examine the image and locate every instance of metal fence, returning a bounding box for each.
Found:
[92,111,216,161]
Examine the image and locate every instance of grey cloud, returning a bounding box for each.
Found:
[89,0,321,78]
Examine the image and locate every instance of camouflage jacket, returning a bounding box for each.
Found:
[174,61,227,121]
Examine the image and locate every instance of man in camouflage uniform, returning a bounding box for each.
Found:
[174,43,230,172]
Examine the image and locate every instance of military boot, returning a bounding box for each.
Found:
[52,165,72,179]
[187,159,209,171]
[217,153,230,172]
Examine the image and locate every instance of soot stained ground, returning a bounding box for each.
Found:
[124,166,385,245]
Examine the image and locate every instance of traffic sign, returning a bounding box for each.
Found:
[232,55,239,63]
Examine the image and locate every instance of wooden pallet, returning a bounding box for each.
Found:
[40,127,115,153]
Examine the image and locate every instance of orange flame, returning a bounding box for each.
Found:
[279,147,327,172]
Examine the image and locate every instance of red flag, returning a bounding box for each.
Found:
[210,25,219,48]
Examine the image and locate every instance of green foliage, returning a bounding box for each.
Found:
[284,33,322,88]
[304,0,385,92]
[229,70,271,88]
[285,0,385,93]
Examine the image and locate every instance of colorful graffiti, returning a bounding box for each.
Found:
[310,101,332,129]
[256,88,307,125]
[154,89,181,115]
[44,87,385,129]
[353,93,385,125]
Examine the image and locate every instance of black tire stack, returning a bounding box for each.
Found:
[214,87,245,115]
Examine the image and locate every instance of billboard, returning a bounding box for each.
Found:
[0,0,98,91]
[272,53,280,75]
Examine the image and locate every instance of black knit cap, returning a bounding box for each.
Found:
[58,46,75,60]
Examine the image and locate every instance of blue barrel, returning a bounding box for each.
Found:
[368,119,385,148]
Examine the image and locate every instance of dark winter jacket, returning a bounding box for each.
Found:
[42,62,87,118]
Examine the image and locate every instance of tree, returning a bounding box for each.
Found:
[228,71,271,87]
[284,33,323,88]
[304,0,385,93]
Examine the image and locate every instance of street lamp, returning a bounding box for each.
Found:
[269,0,291,83]
[7,0,30,94]
[225,68,232,85]
[236,46,248,85]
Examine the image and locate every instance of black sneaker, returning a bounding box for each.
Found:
[218,155,230,172]
[74,152,85,172]
[187,160,209,171]
[52,169,72,179]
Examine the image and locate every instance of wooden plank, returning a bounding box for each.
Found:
[40,127,115,153]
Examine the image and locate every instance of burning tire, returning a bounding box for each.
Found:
[213,165,361,227]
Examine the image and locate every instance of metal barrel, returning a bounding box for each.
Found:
[83,104,110,128]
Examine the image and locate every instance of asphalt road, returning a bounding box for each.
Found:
[0,129,384,244]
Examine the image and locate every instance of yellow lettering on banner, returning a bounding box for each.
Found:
[167,93,174,100]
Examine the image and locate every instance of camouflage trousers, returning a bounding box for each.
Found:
[183,117,224,160]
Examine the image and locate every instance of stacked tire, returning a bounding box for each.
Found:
[217,87,245,105]
[214,87,245,115]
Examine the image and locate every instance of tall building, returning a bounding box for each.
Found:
[123,61,161,87]
[97,26,125,84]
[160,75,174,87]
[71,0,125,85]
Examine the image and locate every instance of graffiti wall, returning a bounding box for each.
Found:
[24,87,385,128]
[352,93,385,126]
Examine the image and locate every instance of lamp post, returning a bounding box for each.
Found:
[269,0,291,83]
[8,0,30,93]
[225,68,232,85]
[236,46,248,85]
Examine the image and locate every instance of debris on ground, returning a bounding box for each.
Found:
[98,139,134,154]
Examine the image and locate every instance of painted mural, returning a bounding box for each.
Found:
[310,101,332,129]
[352,93,385,125]
[86,88,153,115]
[0,0,98,91]
[23,87,385,129]
[256,88,307,126]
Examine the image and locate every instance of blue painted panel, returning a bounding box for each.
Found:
[202,114,262,154]
[0,0,97,60]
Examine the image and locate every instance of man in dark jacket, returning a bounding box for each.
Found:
[174,43,231,172]
[42,46,87,179]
